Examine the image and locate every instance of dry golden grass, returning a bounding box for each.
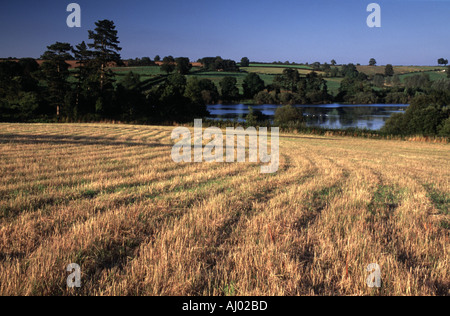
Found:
[0,123,448,296]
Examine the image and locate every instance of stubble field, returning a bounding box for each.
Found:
[0,123,448,296]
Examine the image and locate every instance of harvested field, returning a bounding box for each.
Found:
[0,123,448,296]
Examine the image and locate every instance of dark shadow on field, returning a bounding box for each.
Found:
[0,252,26,262]
[0,133,172,148]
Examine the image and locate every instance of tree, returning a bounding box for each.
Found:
[240,57,250,67]
[383,94,450,136]
[0,60,40,121]
[438,58,448,66]
[161,56,175,74]
[404,73,431,90]
[40,42,73,117]
[184,77,219,106]
[245,106,267,126]
[311,62,321,71]
[219,76,239,101]
[392,74,401,86]
[120,71,141,89]
[88,20,122,92]
[116,72,146,120]
[199,57,218,71]
[279,68,300,92]
[245,106,258,126]
[175,57,192,75]
[72,41,95,114]
[340,63,359,78]
[369,58,377,66]
[151,73,205,122]
[73,41,93,75]
[140,57,153,66]
[439,117,450,137]
[254,91,278,105]
[242,73,265,98]
[321,63,331,73]
[331,59,337,66]
[385,64,394,77]
[40,42,73,70]
[274,104,303,127]
[154,55,161,62]
[373,74,385,88]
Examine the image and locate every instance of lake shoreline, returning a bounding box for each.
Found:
[207,103,410,131]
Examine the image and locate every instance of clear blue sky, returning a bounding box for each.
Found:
[0,0,449,65]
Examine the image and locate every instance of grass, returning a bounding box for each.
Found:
[241,67,321,76]
[398,70,448,82]
[109,66,203,77]
[0,123,448,296]
[356,65,445,76]
[248,63,313,70]
[324,77,343,96]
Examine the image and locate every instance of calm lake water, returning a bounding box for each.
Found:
[207,103,409,130]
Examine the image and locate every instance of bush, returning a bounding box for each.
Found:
[382,112,406,135]
[385,92,409,104]
[274,104,303,127]
[383,94,449,136]
[245,106,268,126]
[243,73,265,98]
[254,91,278,105]
[438,117,450,137]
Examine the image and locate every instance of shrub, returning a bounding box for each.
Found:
[274,104,303,127]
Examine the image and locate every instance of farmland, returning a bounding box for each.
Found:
[105,63,446,97]
[0,123,448,295]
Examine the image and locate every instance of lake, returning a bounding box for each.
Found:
[207,103,409,130]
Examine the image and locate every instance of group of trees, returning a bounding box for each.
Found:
[0,20,214,123]
[335,63,422,104]
[158,56,194,75]
[253,69,331,105]
[126,57,155,66]
[0,58,42,121]
[198,57,239,72]
[383,92,450,137]
[0,19,126,121]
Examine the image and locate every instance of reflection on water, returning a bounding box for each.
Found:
[207,103,409,130]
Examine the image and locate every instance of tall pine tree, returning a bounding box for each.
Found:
[88,20,122,93]
[40,42,73,117]
[72,41,96,115]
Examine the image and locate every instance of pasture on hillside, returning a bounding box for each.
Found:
[98,64,447,97]
[0,123,448,296]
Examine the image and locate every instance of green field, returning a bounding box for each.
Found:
[398,70,447,82]
[110,66,203,77]
[246,63,313,69]
[98,64,447,98]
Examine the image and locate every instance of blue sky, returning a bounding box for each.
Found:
[0,0,449,65]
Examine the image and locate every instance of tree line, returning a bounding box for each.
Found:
[0,20,449,136]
